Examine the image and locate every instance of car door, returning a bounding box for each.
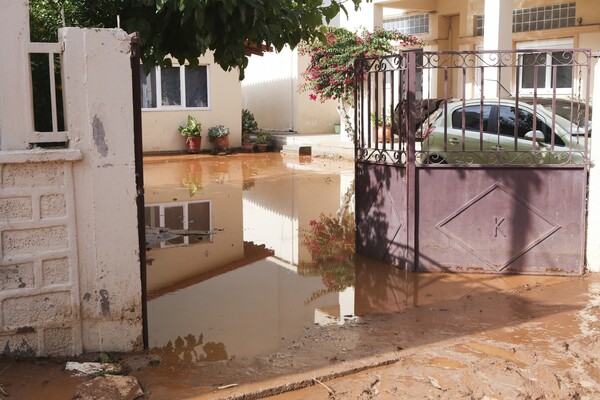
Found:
[446,104,494,164]
[494,105,555,165]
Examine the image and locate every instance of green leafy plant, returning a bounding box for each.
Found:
[242,109,259,134]
[30,0,365,79]
[255,130,273,145]
[242,132,253,144]
[178,115,202,138]
[207,125,230,141]
[300,27,423,105]
[370,107,399,127]
[299,27,423,140]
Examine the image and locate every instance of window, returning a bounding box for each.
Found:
[384,13,429,35]
[452,105,493,132]
[474,2,576,36]
[517,39,574,93]
[145,201,212,247]
[497,106,564,146]
[141,65,209,109]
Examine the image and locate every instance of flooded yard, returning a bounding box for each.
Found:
[2,153,600,399]
[137,153,600,399]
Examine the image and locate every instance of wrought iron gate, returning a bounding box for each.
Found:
[355,49,591,275]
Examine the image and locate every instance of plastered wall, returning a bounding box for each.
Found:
[0,2,142,357]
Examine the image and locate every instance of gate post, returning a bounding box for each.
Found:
[586,56,600,272]
[406,51,417,271]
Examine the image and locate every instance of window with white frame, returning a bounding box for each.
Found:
[145,200,212,247]
[383,13,429,35]
[517,38,574,93]
[141,65,209,109]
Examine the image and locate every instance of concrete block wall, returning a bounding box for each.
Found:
[0,0,143,356]
[0,152,83,356]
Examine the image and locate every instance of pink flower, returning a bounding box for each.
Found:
[309,94,317,101]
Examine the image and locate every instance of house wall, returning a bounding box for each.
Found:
[377,0,600,99]
[241,47,340,134]
[0,0,141,356]
[142,54,242,153]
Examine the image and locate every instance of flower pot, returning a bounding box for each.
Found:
[213,136,229,150]
[374,126,392,143]
[256,143,268,152]
[242,143,255,152]
[186,137,202,153]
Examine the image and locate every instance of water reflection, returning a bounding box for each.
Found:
[144,154,356,360]
[144,154,579,369]
[299,213,355,304]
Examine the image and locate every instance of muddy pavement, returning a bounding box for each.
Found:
[1,269,600,399]
[2,154,600,399]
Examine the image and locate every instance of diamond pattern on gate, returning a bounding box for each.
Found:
[435,183,560,270]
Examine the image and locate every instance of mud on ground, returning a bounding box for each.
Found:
[3,270,599,399]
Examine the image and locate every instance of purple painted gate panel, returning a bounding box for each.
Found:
[354,49,591,275]
[416,168,585,274]
[355,163,409,268]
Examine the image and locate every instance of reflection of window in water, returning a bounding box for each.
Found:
[145,201,212,247]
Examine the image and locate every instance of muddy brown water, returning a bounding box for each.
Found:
[2,153,600,399]
[137,154,600,399]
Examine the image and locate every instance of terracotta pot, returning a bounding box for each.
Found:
[374,126,392,143]
[186,137,202,153]
[256,143,268,152]
[243,143,254,152]
[213,136,229,150]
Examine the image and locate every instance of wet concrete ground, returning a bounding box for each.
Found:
[1,153,600,399]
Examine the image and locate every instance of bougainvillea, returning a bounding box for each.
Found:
[299,27,424,105]
[299,213,356,303]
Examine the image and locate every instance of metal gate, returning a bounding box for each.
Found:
[355,49,592,275]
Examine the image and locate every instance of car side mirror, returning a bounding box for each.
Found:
[524,130,545,143]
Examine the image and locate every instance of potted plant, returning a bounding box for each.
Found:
[242,109,259,152]
[242,109,259,134]
[242,132,254,152]
[178,115,203,153]
[207,124,230,150]
[370,108,397,143]
[255,130,273,152]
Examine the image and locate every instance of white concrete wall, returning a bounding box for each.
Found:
[142,53,242,153]
[60,28,142,353]
[585,59,600,272]
[0,0,33,150]
[242,47,340,134]
[0,0,141,356]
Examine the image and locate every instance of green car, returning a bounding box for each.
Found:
[418,99,589,165]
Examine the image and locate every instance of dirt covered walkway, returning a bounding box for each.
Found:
[2,264,600,399]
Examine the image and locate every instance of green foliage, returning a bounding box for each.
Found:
[242,109,259,134]
[178,115,202,137]
[207,125,230,141]
[29,0,367,79]
[122,0,363,79]
[299,27,424,105]
[255,130,273,145]
[370,107,398,127]
[30,0,122,43]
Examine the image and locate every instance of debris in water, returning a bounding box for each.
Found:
[218,383,238,390]
[65,362,122,376]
